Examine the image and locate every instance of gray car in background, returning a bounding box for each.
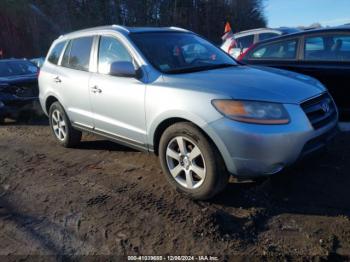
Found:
[39,25,338,199]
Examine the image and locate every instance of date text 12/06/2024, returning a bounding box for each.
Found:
[127,256,219,261]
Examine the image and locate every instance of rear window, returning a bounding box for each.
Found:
[61,37,94,71]
[305,34,350,61]
[48,41,66,65]
[0,61,38,77]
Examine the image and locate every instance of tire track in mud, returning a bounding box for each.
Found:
[0,128,265,255]
[1,125,350,258]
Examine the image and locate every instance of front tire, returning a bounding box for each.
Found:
[49,102,82,148]
[159,122,229,200]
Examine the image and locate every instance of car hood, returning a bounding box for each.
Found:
[161,65,326,104]
[0,74,38,84]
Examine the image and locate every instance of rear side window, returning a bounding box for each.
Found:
[250,39,297,60]
[48,41,66,65]
[305,34,350,61]
[61,37,93,71]
[235,35,254,49]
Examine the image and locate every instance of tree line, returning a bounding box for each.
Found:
[0,0,266,58]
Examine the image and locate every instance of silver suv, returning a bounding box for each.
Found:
[39,26,338,200]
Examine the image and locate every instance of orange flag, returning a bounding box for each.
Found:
[224,22,232,33]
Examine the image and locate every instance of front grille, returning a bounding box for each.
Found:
[13,83,39,97]
[1,82,39,98]
[301,93,337,130]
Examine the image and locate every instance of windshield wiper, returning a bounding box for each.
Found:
[165,64,236,74]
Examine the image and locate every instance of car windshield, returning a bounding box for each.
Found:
[130,32,237,74]
[0,61,38,77]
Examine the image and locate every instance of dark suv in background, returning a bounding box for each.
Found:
[238,26,350,120]
[0,59,40,123]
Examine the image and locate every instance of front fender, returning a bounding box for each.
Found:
[146,110,209,147]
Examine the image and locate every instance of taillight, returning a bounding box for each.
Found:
[237,44,256,61]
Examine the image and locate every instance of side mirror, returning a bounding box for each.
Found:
[110,61,136,78]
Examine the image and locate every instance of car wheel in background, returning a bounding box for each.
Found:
[49,102,82,148]
[159,122,229,200]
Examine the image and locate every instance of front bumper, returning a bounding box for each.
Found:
[205,103,338,177]
[0,98,39,118]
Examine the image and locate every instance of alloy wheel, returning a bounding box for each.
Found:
[51,109,67,141]
[166,136,206,189]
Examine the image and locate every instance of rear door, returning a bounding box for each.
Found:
[59,36,94,128]
[298,33,350,119]
[88,35,147,148]
[39,40,67,108]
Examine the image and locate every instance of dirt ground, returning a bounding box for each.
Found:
[1,118,350,260]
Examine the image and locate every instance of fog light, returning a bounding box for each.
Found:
[0,101,4,108]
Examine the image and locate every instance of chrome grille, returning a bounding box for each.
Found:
[301,93,337,130]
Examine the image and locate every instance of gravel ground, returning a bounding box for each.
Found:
[1,119,350,260]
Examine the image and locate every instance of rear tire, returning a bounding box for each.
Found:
[49,102,82,148]
[0,117,4,125]
[159,122,229,200]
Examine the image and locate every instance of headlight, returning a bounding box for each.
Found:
[0,101,4,108]
[212,100,290,124]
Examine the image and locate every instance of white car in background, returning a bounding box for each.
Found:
[221,27,300,59]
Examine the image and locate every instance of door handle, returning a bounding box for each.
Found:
[91,85,102,94]
[53,76,62,83]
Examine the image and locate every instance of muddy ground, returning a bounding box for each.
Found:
[1,118,350,261]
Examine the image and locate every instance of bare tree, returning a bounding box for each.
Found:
[0,0,266,58]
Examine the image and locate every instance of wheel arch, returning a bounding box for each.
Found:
[152,117,227,169]
[153,117,189,155]
[151,114,235,175]
[45,95,59,114]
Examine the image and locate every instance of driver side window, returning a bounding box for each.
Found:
[98,36,133,75]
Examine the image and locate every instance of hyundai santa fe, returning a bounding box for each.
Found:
[39,25,338,200]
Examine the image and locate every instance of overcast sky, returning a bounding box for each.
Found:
[266,0,350,28]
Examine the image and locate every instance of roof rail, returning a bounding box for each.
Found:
[112,24,130,33]
[169,26,189,32]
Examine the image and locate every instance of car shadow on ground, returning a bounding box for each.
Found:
[212,134,350,218]
[1,117,49,126]
[76,140,138,152]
